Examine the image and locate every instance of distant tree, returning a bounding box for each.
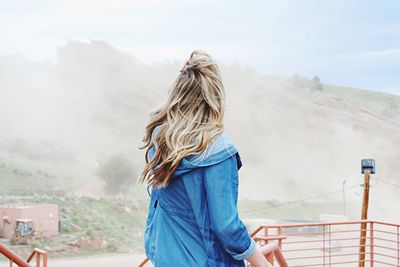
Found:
[312,75,320,83]
[312,75,323,91]
[96,154,135,196]
[290,74,303,89]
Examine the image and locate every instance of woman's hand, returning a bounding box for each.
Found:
[246,248,273,267]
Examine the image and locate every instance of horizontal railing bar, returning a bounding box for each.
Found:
[373,260,399,266]
[374,237,399,244]
[288,264,326,267]
[374,229,400,235]
[373,252,400,260]
[257,220,400,229]
[283,244,368,253]
[373,244,400,252]
[287,260,365,267]
[285,251,370,261]
[330,261,369,265]
[325,252,371,258]
[283,231,327,236]
[284,236,368,244]
[262,220,369,228]
[282,229,366,236]
[283,241,397,250]
[370,221,400,227]
[33,248,47,254]
[285,255,330,260]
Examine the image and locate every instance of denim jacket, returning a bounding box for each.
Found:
[144,128,256,266]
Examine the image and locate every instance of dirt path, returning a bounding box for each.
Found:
[47,253,150,267]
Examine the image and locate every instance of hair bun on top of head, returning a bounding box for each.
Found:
[179,59,190,73]
[179,50,215,74]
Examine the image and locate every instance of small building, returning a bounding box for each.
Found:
[0,203,59,239]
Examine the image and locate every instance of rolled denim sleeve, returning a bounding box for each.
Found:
[203,153,256,261]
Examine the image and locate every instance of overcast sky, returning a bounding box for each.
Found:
[1,0,399,95]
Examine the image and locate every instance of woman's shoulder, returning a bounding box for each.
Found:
[181,131,242,169]
[204,131,237,158]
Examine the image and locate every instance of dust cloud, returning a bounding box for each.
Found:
[1,39,399,221]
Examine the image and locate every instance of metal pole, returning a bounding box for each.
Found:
[359,170,370,267]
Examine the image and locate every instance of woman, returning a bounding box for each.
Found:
[139,50,270,267]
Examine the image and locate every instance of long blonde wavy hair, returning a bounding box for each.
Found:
[139,50,225,188]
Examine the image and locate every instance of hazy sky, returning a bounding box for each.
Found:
[1,0,399,95]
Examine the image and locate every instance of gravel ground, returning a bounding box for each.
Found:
[47,253,149,267]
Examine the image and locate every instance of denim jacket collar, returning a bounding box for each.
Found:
[180,132,238,168]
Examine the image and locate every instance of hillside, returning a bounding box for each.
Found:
[0,195,359,259]
[0,39,399,222]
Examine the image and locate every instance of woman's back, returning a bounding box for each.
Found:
[140,51,269,267]
[144,129,255,266]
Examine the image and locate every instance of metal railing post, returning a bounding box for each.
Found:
[329,224,332,267]
[323,224,326,267]
[36,253,40,267]
[277,226,282,248]
[397,226,399,267]
[266,226,274,265]
[43,252,48,267]
[369,221,374,267]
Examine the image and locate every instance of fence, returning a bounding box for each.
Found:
[0,244,48,267]
[250,220,400,266]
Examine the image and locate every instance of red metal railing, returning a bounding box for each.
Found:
[247,238,288,267]
[27,248,48,267]
[138,257,149,267]
[250,220,400,267]
[138,235,288,266]
[0,244,48,267]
